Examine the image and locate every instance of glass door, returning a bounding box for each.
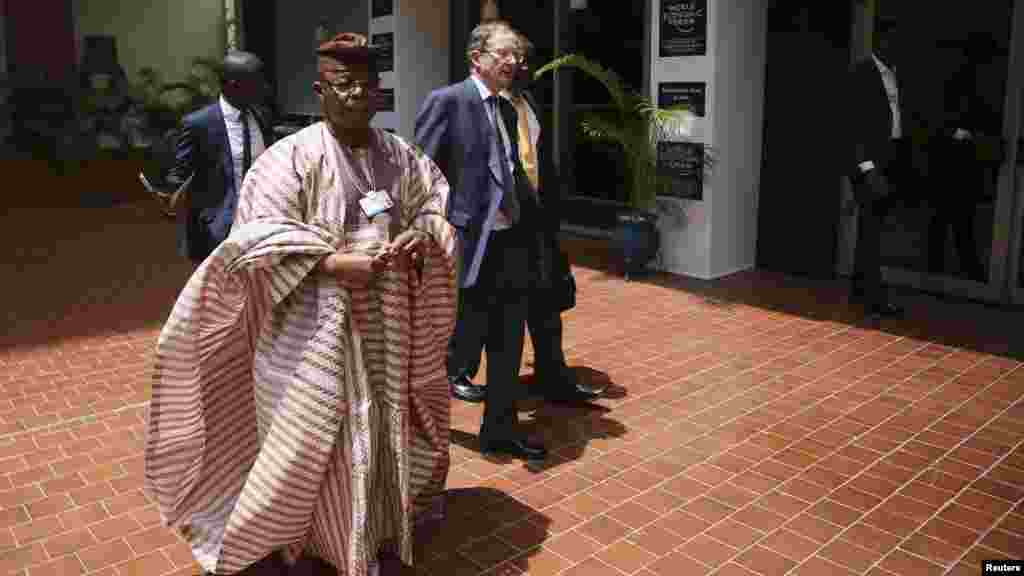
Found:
[843,0,1023,303]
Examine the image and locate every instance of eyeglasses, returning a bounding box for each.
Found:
[324,78,378,99]
[484,49,526,65]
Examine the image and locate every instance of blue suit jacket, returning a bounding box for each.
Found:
[414,78,511,288]
[168,101,272,261]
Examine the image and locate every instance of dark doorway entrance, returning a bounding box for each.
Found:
[756,3,852,278]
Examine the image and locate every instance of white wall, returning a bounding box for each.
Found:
[77,0,225,84]
[393,0,449,140]
[708,0,767,278]
[649,0,768,279]
[276,0,368,115]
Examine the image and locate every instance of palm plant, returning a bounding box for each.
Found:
[131,57,223,134]
[127,58,223,185]
[534,53,710,214]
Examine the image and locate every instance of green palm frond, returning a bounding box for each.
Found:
[535,54,634,113]
[535,53,707,213]
[578,113,628,148]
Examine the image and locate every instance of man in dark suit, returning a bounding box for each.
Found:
[165,51,272,265]
[414,20,546,460]
[846,19,908,318]
[450,52,606,405]
[927,37,998,283]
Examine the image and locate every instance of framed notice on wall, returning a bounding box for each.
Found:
[658,82,705,117]
[372,33,394,72]
[372,0,393,18]
[378,88,395,112]
[657,141,704,200]
[660,0,707,57]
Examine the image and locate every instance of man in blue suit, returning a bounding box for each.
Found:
[414,20,546,461]
[166,51,272,264]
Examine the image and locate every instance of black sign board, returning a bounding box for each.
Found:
[372,0,392,18]
[660,0,707,57]
[657,141,704,200]
[658,82,705,117]
[378,88,395,112]
[372,33,394,73]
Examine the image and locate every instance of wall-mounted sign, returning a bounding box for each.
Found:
[658,82,705,117]
[372,0,393,18]
[657,141,704,200]
[372,33,393,73]
[378,88,395,112]
[660,0,707,57]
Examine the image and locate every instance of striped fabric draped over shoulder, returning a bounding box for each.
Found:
[145,124,457,576]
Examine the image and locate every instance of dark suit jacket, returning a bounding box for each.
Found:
[168,101,273,261]
[517,90,566,291]
[847,58,899,180]
[415,77,539,289]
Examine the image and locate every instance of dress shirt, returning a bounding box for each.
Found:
[219,95,266,193]
[471,75,515,230]
[859,54,902,173]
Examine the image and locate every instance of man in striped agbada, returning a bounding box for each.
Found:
[144,32,457,576]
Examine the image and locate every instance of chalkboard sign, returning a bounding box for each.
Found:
[658,82,705,117]
[372,0,393,18]
[657,141,704,200]
[660,0,707,57]
[372,33,394,73]
[378,88,395,112]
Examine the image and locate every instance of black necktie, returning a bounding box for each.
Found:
[490,96,521,224]
[241,109,253,179]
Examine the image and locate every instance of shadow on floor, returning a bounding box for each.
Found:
[413,487,552,573]
[449,367,629,476]
[559,233,1024,360]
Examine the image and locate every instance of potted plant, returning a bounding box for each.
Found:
[534,54,709,278]
[129,58,223,180]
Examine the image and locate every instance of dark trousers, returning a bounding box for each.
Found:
[927,141,986,281]
[852,191,891,308]
[851,141,913,307]
[451,291,569,385]
[449,227,531,439]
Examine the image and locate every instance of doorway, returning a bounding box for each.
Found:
[834,0,1024,304]
[756,2,852,278]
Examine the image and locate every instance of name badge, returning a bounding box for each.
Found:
[359,189,394,219]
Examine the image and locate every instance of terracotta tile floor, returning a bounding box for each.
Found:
[0,188,1022,575]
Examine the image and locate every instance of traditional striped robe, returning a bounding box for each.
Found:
[145,124,457,575]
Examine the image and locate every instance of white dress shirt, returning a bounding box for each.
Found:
[219,95,266,193]
[859,54,901,173]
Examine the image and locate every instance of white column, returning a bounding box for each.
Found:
[372,0,450,140]
[225,0,240,51]
[650,0,768,279]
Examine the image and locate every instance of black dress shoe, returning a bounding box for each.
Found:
[868,303,903,319]
[449,375,486,403]
[533,366,605,404]
[480,435,548,460]
[542,382,604,404]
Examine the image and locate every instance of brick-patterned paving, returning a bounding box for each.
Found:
[1,187,1022,575]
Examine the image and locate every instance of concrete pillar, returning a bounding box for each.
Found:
[225,0,240,51]
[650,0,768,279]
[371,0,450,140]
